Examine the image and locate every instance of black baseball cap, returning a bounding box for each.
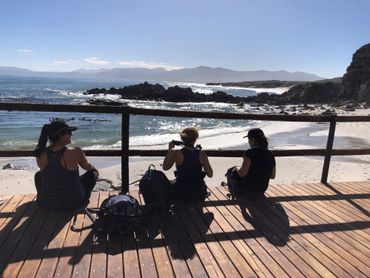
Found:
[243,128,265,139]
[47,119,77,138]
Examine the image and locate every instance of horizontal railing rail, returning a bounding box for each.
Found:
[1,102,370,192]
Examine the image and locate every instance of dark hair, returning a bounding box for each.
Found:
[246,128,268,149]
[33,124,49,157]
[33,118,77,157]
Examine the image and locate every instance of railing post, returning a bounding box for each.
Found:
[121,106,130,193]
[321,115,337,184]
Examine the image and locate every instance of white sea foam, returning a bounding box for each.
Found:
[246,87,290,95]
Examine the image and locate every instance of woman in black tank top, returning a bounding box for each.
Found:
[227,128,276,197]
[33,118,99,210]
[163,127,213,202]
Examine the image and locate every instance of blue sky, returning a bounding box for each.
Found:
[1,0,369,78]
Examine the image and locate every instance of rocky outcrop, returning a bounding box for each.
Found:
[85,44,370,105]
[341,43,370,100]
[358,80,370,103]
[283,82,341,103]
[86,82,252,104]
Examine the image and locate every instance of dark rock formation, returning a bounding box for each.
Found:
[358,80,370,103]
[283,82,341,103]
[341,43,370,100]
[84,44,370,105]
[87,99,126,106]
[86,82,252,104]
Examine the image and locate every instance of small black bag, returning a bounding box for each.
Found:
[71,194,144,237]
[225,166,240,198]
[139,164,174,210]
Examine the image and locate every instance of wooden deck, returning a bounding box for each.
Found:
[0,181,369,277]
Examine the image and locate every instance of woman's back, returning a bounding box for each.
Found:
[241,148,275,194]
[176,148,203,182]
[37,148,85,209]
[174,148,206,200]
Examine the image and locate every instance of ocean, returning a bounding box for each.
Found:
[1,75,337,163]
[0,76,291,151]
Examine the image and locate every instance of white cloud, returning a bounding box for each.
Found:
[18,49,34,53]
[54,60,69,64]
[117,60,183,70]
[53,59,81,65]
[84,57,110,65]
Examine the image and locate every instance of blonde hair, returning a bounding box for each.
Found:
[180,127,199,146]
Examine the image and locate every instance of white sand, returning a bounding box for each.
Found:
[1,106,370,196]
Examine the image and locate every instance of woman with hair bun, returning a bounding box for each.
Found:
[33,118,99,210]
[163,127,213,202]
[227,128,276,197]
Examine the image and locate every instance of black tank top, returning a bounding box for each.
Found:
[37,147,85,209]
[174,148,206,200]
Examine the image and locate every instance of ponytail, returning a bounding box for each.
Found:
[33,124,49,157]
[257,137,268,149]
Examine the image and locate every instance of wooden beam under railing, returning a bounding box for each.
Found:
[2,148,370,158]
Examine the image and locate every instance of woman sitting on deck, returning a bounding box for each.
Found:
[33,118,99,210]
[162,127,213,202]
[226,128,276,197]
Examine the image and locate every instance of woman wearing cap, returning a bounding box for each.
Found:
[163,127,213,202]
[227,128,276,197]
[33,118,99,210]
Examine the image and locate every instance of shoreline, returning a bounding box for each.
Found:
[1,105,370,195]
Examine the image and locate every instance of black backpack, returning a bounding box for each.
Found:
[71,194,144,237]
[139,164,175,210]
[96,194,143,235]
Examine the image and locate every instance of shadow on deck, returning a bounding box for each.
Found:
[0,181,369,277]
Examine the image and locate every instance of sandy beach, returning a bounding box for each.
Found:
[1,106,370,196]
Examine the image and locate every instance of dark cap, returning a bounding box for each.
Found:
[47,119,77,138]
[243,128,265,139]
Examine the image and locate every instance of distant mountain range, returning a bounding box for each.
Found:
[0,65,323,82]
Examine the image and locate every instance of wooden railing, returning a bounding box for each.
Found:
[1,102,370,192]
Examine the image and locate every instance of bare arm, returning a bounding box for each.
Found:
[76,147,97,172]
[237,156,251,177]
[36,152,47,170]
[163,141,177,171]
[200,151,213,177]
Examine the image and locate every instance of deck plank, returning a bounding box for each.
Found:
[282,184,370,260]
[213,186,329,278]
[135,191,175,278]
[267,185,366,277]
[0,181,369,277]
[204,190,279,277]
[53,206,85,277]
[35,210,75,278]
[71,191,99,278]
[2,202,48,277]
[105,191,124,278]
[0,195,34,247]
[89,191,109,278]
[175,205,225,278]
[295,183,370,244]
[270,184,370,276]
[130,190,159,278]
[185,202,242,277]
